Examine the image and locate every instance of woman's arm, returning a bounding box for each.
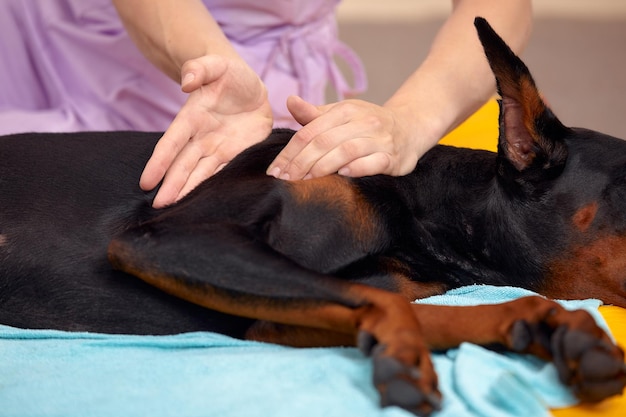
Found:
[112,0,273,208]
[267,0,533,180]
[112,0,239,80]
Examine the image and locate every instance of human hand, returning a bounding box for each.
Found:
[266,96,430,181]
[140,55,273,208]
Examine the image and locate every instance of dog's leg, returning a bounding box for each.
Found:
[408,296,626,402]
[109,223,626,411]
[233,295,626,408]
[108,222,442,415]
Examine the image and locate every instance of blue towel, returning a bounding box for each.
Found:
[0,285,607,417]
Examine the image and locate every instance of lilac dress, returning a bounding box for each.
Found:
[0,0,365,134]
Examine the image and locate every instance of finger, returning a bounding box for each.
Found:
[175,155,224,201]
[275,128,347,180]
[151,137,206,208]
[338,153,394,177]
[282,113,394,180]
[306,138,390,178]
[180,55,229,93]
[299,132,382,178]
[140,118,194,191]
[267,107,347,179]
[286,95,322,126]
[152,181,181,209]
[342,148,419,177]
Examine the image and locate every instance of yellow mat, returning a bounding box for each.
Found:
[441,101,626,416]
[440,99,500,151]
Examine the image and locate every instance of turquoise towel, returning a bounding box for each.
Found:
[0,285,607,417]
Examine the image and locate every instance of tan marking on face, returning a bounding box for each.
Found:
[572,202,599,232]
[544,233,626,308]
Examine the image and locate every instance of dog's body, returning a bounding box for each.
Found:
[1,19,625,415]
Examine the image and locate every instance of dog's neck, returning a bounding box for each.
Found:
[394,145,546,290]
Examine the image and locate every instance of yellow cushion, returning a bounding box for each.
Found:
[442,102,626,416]
[440,99,499,151]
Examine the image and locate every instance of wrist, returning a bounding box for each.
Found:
[383,99,448,160]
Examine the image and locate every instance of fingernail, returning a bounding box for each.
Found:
[303,174,313,180]
[182,72,195,86]
[338,167,351,176]
[267,166,281,178]
[279,172,291,181]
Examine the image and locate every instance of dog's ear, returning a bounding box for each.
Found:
[474,17,571,189]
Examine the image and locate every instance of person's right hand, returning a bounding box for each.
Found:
[140,55,273,208]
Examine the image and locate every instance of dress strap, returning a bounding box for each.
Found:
[327,40,367,100]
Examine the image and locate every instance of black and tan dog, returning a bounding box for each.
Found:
[1,18,625,415]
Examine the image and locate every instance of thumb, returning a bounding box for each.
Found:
[286,95,322,126]
[180,55,229,93]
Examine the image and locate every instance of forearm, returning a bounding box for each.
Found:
[385,0,533,150]
[112,0,240,81]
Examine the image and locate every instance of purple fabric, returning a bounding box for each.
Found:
[0,0,366,134]
[210,0,367,127]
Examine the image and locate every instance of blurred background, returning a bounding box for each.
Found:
[335,0,626,139]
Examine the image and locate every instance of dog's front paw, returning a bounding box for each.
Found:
[507,302,626,403]
[358,330,442,416]
[550,325,626,402]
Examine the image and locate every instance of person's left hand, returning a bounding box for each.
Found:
[266,96,427,181]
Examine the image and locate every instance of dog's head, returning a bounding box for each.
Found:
[475,17,626,306]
